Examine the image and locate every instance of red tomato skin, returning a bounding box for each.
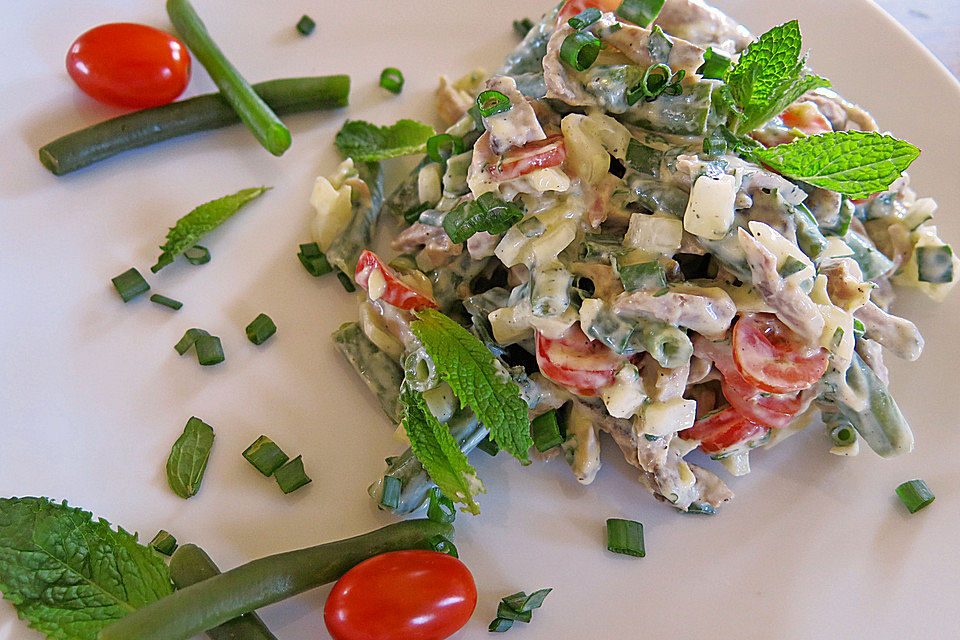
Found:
[489,135,566,182]
[535,325,621,397]
[680,407,769,454]
[354,250,438,311]
[556,0,622,29]
[732,313,829,394]
[66,23,190,109]
[324,550,477,640]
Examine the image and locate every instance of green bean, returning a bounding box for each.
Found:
[632,318,693,369]
[332,322,403,422]
[169,544,278,640]
[167,0,290,156]
[792,204,828,260]
[39,76,349,175]
[326,161,385,277]
[844,229,895,281]
[98,519,454,640]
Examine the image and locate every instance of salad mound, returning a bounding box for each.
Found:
[317,0,956,514]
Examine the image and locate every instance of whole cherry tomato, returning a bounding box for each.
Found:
[324,550,477,640]
[66,23,191,109]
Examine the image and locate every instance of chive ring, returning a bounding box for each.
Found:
[476,90,512,117]
[379,67,404,94]
[559,31,601,72]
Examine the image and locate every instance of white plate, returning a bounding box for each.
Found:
[2,1,959,638]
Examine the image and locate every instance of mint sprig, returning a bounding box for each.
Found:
[400,389,483,514]
[411,308,533,463]
[753,131,920,199]
[0,497,173,640]
[334,119,435,162]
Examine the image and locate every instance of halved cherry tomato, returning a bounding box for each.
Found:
[324,550,476,640]
[780,102,833,137]
[536,324,621,397]
[721,377,802,429]
[355,250,438,311]
[732,313,829,394]
[66,23,190,109]
[488,135,566,182]
[679,407,770,455]
[556,0,622,29]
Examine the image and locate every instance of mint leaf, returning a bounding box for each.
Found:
[411,308,533,462]
[754,131,920,199]
[152,186,269,272]
[334,119,435,162]
[741,72,829,133]
[400,389,483,514]
[0,497,173,640]
[166,416,215,499]
[442,192,524,244]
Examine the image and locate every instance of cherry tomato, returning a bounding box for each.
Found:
[556,0,622,29]
[679,407,769,455]
[488,135,566,182]
[536,324,621,396]
[66,23,190,109]
[732,313,829,394]
[324,550,477,640]
[780,102,833,137]
[355,250,438,311]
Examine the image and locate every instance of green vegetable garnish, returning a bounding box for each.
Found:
[152,186,269,272]
[0,497,174,640]
[195,334,225,366]
[619,261,667,291]
[489,588,552,631]
[245,313,277,345]
[531,410,563,452]
[336,270,357,292]
[697,46,731,79]
[426,133,465,164]
[427,534,459,558]
[400,388,483,514]
[615,0,666,27]
[242,435,289,476]
[568,7,601,30]
[379,67,404,94]
[606,518,645,557]
[559,31,601,72]
[274,455,311,494]
[426,487,457,524]
[411,308,534,462]
[166,416,215,499]
[334,119,434,162]
[476,90,512,117]
[174,328,209,355]
[150,530,179,556]
[895,479,935,513]
[442,192,525,243]
[150,294,183,310]
[112,267,150,302]
[296,15,315,36]
[183,245,211,265]
[513,17,534,38]
[753,131,920,199]
[297,242,333,276]
[379,475,402,509]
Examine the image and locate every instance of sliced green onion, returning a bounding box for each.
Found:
[615,0,666,27]
[895,479,934,513]
[606,518,645,557]
[853,318,865,337]
[150,294,183,310]
[568,7,601,30]
[245,313,277,345]
[559,31,601,72]
[823,199,854,237]
[502,588,552,613]
[652,286,670,297]
[111,267,150,302]
[242,435,289,476]
[497,602,532,623]
[702,130,728,157]
[778,256,807,278]
[531,410,563,452]
[149,530,178,556]
[489,618,514,633]
[274,455,311,494]
[426,487,456,523]
[476,90,512,117]
[195,334,225,366]
[297,242,333,276]
[427,534,458,558]
[477,435,500,456]
[829,423,856,447]
[620,261,666,291]
[403,202,432,225]
[685,502,717,515]
[426,133,465,164]
[336,270,356,292]
[295,15,315,36]
[380,475,401,509]
[466,104,485,131]
[174,328,209,355]
[184,245,211,265]
[379,67,404,95]
[626,63,677,106]
[697,47,731,79]
[443,191,525,244]
[513,17,534,38]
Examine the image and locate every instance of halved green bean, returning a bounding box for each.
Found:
[40,76,349,175]
[169,544,278,640]
[167,0,290,155]
[98,519,454,640]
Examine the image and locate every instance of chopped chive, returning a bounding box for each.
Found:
[685,502,717,515]
[829,423,856,447]
[195,334,225,366]
[426,487,457,523]
[895,479,934,513]
[297,242,333,276]
[467,104,485,131]
[380,475,401,509]
[242,435,289,476]
[615,0,666,27]
[606,518,645,557]
[336,270,356,292]
[150,293,183,310]
[111,267,150,302]
[568,7,601,30]
[513,17,534,38]
[697,47,732,79]
[652,286,670,297]
[531,410,563,452]
[778,255,807,278]
[476,90,512,117]
[502,588,552,613]
[497,602,532,623]
[427,534,458,558]
[559,31,601,72]
[619,261,666,291]
[853,318,865,337]
[174,328,210,355]
[295,14,315,36]
[149,530,178,556]
[489,618,514,633]
[379,67,404,94]
[403,201,432,225]
[274,455,311,494]
[477,435,500,456]
[183,245,211,265]
[426,133,465,164]
[245,313,277,345]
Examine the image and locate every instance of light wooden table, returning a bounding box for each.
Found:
[874,0,960,77]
